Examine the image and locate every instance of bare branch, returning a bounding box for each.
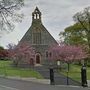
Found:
[0,0,24,34]
[73,11,89,32]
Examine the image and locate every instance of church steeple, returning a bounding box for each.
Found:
[32,7,42,21]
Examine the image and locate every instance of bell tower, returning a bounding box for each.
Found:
[32,7,42,21]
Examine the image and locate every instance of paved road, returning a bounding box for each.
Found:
[33,66,81,86]
[0,77,89,90]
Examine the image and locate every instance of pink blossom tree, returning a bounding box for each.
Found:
[48,44,87,62]
[48,44,88,70]
[8,42,35,66]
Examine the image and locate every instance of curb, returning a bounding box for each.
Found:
[6,76,50,84]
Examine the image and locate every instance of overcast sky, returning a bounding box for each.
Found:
[0,0,90,48]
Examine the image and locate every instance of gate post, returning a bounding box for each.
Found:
[81,65,87,87]
[50,67,55,85]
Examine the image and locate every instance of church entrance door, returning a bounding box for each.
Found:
[36,54,41,64]
[29,58,34,66]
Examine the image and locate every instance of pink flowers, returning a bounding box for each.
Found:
[8,42,35,65]
[48,44,88,63]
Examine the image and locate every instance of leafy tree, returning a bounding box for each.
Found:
[0,46,4,50]
[59,23,87,45]
[73,6,90,50]
[0,48,8,59]
[0,0,24,33]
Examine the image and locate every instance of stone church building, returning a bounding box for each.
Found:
[19,7,58,66]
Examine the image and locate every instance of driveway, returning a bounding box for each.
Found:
[33,66,81,86]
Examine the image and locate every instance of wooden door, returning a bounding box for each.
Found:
[36,54,40,64]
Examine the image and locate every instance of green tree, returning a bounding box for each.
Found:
[73,6,90,50]
[59,23,87,45]
[0,46,4,50]
[60,7,90,48]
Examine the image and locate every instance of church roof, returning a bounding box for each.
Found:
[19,7,58,46]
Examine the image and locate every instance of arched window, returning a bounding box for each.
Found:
[37,14,39,19]
[33,29,41,44]
[34,14,36,19]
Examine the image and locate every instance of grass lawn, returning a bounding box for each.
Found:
[0,60,43,79]
[60,64,90,82]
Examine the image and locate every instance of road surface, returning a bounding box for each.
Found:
[0,77,89,90]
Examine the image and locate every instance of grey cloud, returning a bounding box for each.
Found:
[1,0,90,48]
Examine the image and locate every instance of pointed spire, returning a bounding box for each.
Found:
[35,6,39,11]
